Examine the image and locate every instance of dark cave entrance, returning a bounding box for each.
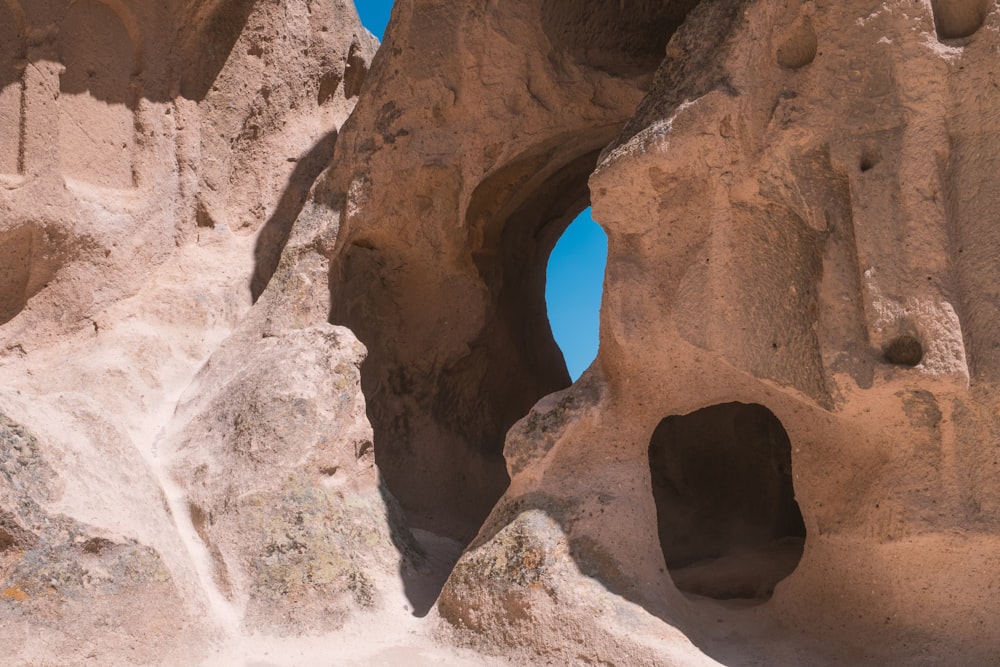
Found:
[648,402,806,601]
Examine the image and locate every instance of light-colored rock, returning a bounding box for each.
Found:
[4,0,1000,664]
[166,322,418,635]
[0,0,385,663]
[321,0,1000,664]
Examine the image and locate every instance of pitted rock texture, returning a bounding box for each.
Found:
[0,414,204,665]
[168,324,417,635]
[3,0,1000,665]
[322,0,1000,664]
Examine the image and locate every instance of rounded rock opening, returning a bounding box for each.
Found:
[648,402,806,601]
[884,334,924,367]
[544,206,607,381]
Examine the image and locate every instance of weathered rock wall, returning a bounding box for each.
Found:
[3,0,1000,664]
[324,0,698,541]
[0,1,393,663]
[323,0,1000,664]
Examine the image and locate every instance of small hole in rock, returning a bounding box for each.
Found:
[0,529,14,552]
[859,152,878,172]
[884,335,923,366]
[776,17,817,70]
[81,537,114,554]
[930,0,990,40]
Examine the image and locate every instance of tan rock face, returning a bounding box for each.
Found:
[325,0,1000,663]
[0,0,393,663]
[4,0,1000,664]
[325,0,697,541]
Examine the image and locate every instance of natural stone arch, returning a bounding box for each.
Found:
[58,0,141,189]
[326,0,704,592]
[333,135,610,540]
[0,0,26,175]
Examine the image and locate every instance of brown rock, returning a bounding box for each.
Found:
[323,0,1000,663]
[4,0,1000,664]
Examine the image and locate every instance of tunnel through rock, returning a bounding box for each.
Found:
[648,402,806,601]
[337,146,605,543]
[329,0,709,614]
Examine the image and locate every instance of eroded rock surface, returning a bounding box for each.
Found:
[3,0,1000,665]
[167,323,418,635]
[323,0,1000,664]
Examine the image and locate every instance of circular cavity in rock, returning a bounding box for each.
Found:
[883,335,924,367]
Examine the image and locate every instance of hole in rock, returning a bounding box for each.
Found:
[884,334,923,367]
[859,148,879,173]
[336,0,695,617]
[930,0,990,40]
[648,402,806,601]
[545,207,607,381]
[332,146,610,615]
[775,17,817,70]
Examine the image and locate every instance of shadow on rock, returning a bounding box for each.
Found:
[250,128,339,302]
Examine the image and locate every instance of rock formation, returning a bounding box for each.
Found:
[2,0,999,665]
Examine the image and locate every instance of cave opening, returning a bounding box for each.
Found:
[648,402,806,601]
[545,206,607,381]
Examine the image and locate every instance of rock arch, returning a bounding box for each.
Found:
[58,0,141,189]
[0,0,26,175]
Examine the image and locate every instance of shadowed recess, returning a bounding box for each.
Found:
[251,129,339,302]
[329,0,708,616]
[649,402,806,601]
[58,0,138,188]
[930,0,990,40]
[178,0,259,101]
[542,0,701,76]
[0,224,65,326]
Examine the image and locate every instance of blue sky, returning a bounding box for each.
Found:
[545,209,607,379]
[356,1,393,39]
[355,2,606,380]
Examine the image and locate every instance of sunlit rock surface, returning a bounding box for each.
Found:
[2,0,1000,665]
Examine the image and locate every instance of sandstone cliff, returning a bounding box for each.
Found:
[2,0,999,665]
